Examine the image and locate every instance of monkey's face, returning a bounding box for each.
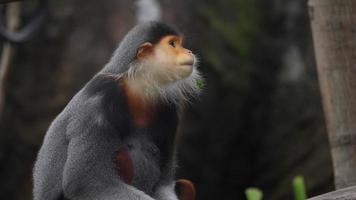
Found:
[154,35,195,79]
[136,35,195,85]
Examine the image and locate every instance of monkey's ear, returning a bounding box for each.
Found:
[137,42,153,59]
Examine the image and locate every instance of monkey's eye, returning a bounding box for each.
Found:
[169,40,176,48]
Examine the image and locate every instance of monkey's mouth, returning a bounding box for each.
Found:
[179,60,194,66]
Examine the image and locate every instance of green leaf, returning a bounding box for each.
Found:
[245,187,263,200]
[196,79,205,89]
[293,176,307,200]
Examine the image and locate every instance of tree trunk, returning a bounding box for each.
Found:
[309,0,356,189]
[308,185,356,200]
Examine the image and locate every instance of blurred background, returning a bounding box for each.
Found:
[0,0,334,199]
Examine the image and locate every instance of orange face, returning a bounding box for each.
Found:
[156,35,194,67]
[136,35,195,84]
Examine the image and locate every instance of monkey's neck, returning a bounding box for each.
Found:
[121,79,157,127]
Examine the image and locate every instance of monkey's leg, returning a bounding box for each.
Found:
[62,126,155,200]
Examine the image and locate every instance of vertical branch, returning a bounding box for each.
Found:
[0,2,20,117]
[135,0,161,24]
[309,0,356,189]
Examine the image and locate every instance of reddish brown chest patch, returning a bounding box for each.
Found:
[121,80,156,127]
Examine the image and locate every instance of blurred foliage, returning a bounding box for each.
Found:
[199,0,259,60]
[196,0,260,91]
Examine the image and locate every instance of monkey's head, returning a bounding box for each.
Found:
[104,22,202,103]
[135,34,195,84]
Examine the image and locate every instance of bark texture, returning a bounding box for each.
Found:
[308,186,356,200]
[309,0,356,189]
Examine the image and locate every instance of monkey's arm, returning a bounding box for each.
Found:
[33,120,69,200]
[62,122,155,200]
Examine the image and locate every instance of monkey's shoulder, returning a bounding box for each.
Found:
[52,74,129,138]
[71,74,126,111]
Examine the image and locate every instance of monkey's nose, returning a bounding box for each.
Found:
[184,49,193,54]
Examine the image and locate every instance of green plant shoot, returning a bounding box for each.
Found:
[293,176,307,200]
[245,187,263,200]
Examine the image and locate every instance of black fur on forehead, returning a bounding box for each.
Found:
[144,22,179,44]
[101,22,180,75]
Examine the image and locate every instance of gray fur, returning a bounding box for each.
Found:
[33,22,186,200]
[102,21,178,74]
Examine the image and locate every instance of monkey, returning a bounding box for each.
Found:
[33,21,202,200]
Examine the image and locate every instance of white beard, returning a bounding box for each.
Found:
[125,60,203,105]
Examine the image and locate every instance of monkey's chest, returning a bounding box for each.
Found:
[115,130,176,196]
[115,104,179,194]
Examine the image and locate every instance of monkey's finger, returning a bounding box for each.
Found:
[175,179,196,200]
